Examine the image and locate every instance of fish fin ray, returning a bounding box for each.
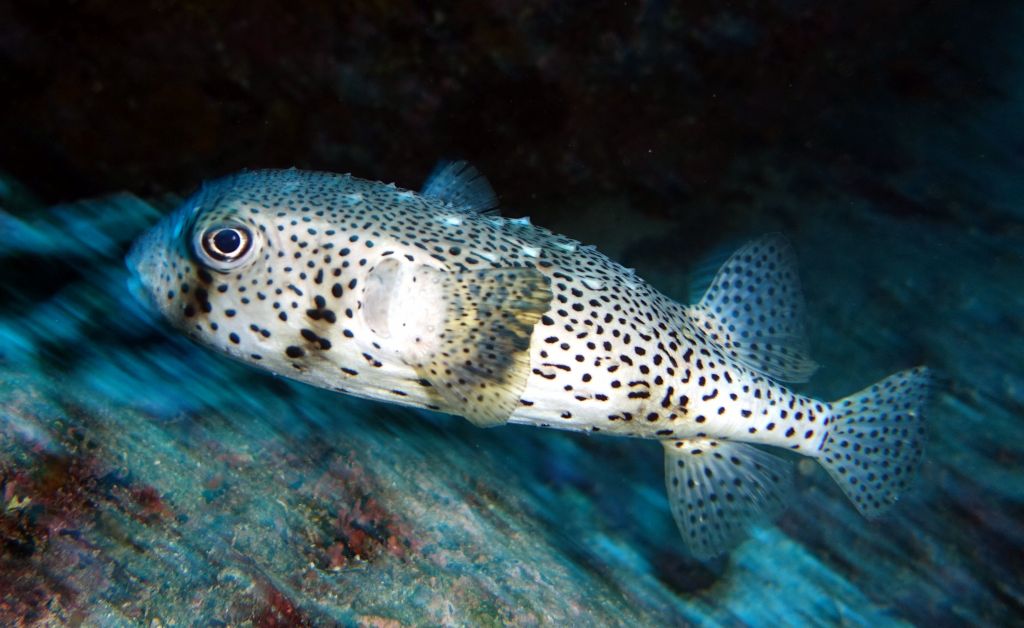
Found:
[685,237,747,305]
[421,161,500,215]
[417,267,552,427]
[685,233,818,383]
[663,438,791,559]
[818,367,931,518]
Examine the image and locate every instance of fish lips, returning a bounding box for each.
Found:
[125,228,166,317]
[125,190,206,317]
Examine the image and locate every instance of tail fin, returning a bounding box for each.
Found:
[819,367,932,518]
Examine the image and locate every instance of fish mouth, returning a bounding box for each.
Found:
[125,271,157,316]
[125,237,145,279]
[124,188,210,321]
[125,230,164,315]
[126,253,156,315]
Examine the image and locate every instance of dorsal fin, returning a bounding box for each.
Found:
[684,234,818,383]
[421,161,499,215]
[685,237,746,305]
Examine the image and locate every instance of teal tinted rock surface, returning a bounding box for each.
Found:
[0,155,1019,624]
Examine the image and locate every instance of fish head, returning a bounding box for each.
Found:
[127,171,330,368]
[128,170,272,333]
[126,169,451,396]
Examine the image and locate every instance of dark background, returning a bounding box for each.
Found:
[1,0,1016,233]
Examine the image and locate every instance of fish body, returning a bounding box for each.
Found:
[129,163,931,558]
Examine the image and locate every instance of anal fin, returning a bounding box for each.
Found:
[663,439,791,559]
[418,267,552,427]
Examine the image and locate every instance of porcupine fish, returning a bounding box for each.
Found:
[127,162,931,558]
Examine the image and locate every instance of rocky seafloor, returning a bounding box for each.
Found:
[0,146,1021,625]
[2,2,1023,625]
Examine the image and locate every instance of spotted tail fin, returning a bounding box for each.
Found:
[818,367,932,517]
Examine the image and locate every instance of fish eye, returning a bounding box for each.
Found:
[196,225,255,269]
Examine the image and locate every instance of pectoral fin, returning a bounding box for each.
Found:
[416,267,552,427]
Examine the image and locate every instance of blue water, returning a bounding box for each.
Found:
[1,3,1022,625]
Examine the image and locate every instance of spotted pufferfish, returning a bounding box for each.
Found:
[128,162,931,558]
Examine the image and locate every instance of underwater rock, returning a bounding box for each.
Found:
[0,163,1021,624]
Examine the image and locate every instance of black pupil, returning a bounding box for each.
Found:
[213,229,241,255]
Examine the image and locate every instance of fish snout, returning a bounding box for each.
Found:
[125,225,175,314]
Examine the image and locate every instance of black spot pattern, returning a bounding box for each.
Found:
[819,367,932,518]
[129,165,932,560]
[685,235,818,383]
